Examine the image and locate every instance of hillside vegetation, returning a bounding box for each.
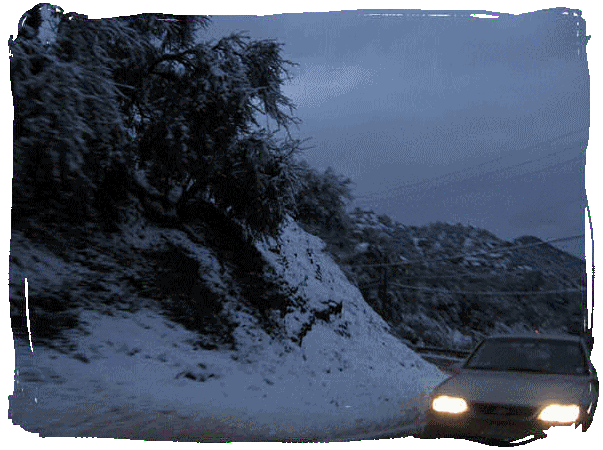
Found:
[303,208,587,349]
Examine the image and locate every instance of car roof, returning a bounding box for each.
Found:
[483,333,583,343]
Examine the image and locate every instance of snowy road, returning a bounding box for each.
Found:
[10,376,425,442]
[9,315,441,442]
[331,417,422,442]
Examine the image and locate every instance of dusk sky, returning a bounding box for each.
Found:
[202,8,589,257]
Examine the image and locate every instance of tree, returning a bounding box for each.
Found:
[114,22,303,235]
[11,7,152,221]
[294,162,354,233]
[207,132,302,234]
[18,4,44,39]
[11,7,303,235]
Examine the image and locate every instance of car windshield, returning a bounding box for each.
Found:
[464,338,588,375]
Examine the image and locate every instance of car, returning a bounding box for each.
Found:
[421,333,598,443]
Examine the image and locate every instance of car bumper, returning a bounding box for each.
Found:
[423,411,556,441]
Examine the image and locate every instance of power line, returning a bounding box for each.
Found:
[387,282,584,296]
[358,150,584,218]
[356,269,582,292]
[358,145,584,203]
[345,234,585,269]
[429,151,585,192]
[356,127,588,201]
[372,127,587,195]
[358,268,551,281]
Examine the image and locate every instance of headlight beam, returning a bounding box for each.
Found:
[538,404,580,423]
[432,396,468,414]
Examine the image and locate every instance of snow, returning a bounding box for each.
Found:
[450,329,473,349]
[8,216,447,441]
[354,242,370,253]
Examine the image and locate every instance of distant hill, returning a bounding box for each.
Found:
[308,209,587,350]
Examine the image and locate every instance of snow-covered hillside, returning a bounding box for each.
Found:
[322,209,587,349]
[8,212,446,440]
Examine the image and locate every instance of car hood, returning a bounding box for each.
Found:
[434,370,589,406]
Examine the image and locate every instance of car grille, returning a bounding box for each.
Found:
[471,402,537,418]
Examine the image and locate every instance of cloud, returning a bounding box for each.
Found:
[283,64,375,109]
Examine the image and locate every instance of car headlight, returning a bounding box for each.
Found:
[538,404,580,423]
[432,395,468,414]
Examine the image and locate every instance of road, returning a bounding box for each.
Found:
[314,351,462,442]
[9,342,457,442]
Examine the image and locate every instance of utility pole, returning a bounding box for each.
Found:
[378,254,388,303]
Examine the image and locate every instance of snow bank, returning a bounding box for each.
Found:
[8,217,446,440]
